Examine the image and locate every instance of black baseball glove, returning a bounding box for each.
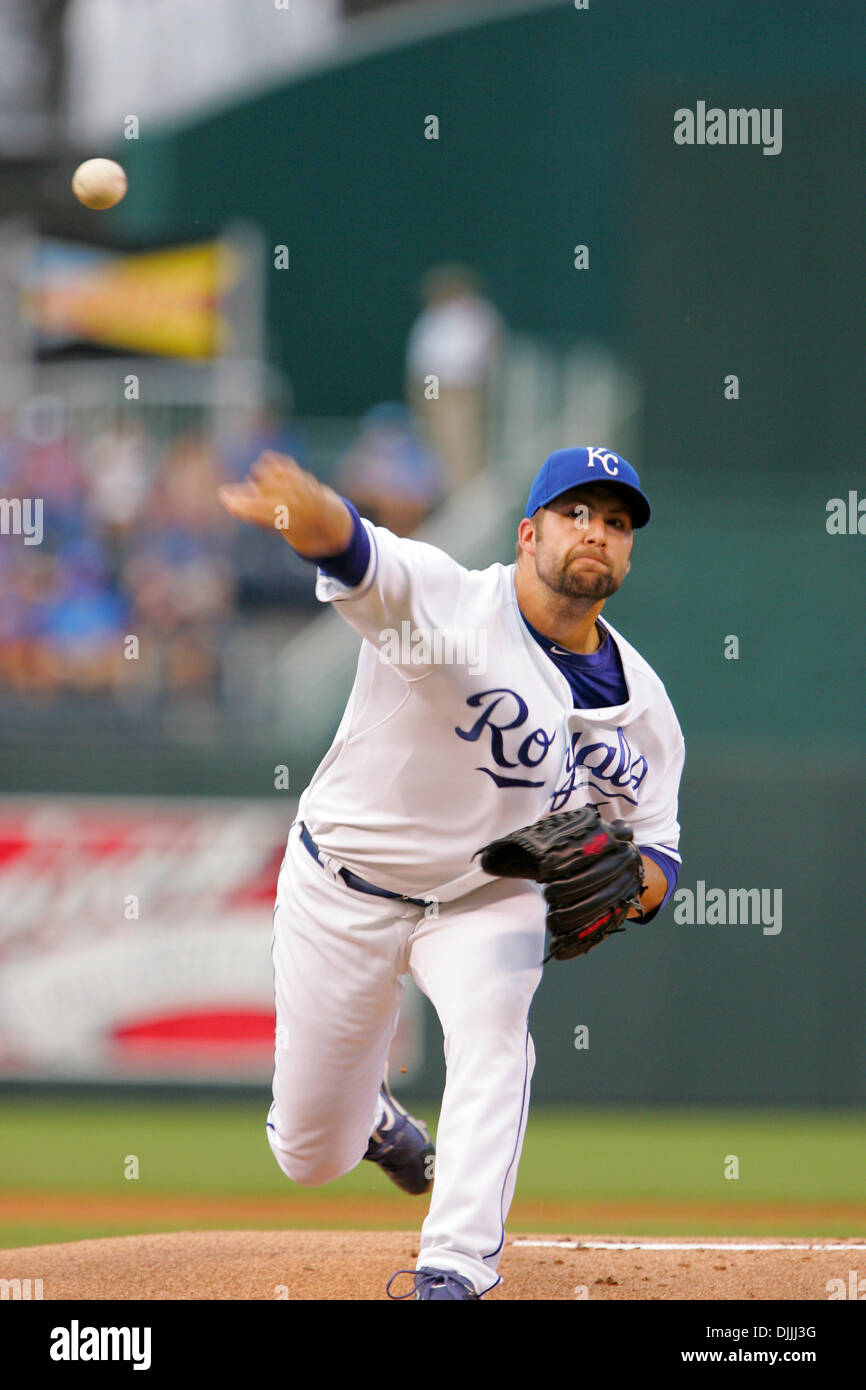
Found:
[476,805,646,962]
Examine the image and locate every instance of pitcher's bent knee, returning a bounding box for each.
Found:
[267,1123,362,1187]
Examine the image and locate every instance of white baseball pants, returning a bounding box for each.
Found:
[266,821,547,1295]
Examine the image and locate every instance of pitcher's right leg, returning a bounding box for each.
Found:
[267,825,412,1186]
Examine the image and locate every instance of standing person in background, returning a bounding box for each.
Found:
[405,264,502,490]
[334,402,444,537]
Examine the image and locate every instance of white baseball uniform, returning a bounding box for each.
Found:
[267,518,684,1294]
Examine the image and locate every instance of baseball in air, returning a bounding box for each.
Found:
[71,158,128,210]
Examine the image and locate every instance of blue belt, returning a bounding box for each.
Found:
[297,823,429,907]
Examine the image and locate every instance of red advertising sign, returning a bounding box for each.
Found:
[0,797,424,1084]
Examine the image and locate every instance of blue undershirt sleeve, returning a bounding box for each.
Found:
[304,498,371,588]
[635,845,681,923]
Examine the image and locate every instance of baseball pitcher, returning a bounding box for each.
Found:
[219,445,684,1300]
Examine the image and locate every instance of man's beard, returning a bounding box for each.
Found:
[536,551,621,601]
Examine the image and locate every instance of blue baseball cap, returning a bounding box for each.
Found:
[525,447,651,528]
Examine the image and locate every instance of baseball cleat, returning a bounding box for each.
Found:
[363,1081,435,1196]
[386,1267,481,1300]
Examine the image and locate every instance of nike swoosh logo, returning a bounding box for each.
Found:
[550,646,574,656]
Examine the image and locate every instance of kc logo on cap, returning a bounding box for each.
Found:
[525,446,652,527]
[584,447,621,476]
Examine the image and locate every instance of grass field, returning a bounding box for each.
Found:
[0,1099,863,1249]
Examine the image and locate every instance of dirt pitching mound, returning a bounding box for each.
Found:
[1,1231,861,1300]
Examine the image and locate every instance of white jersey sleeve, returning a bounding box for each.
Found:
[314,520,470,659]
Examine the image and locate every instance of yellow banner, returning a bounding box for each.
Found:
[23,240,242,358]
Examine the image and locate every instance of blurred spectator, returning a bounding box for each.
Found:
[221,407,308,480]
[0,416,242,702]
[405,264,502,489]
[144,433,230,538]
[0,538,128,696]
[10,394,86,544]
[119,432,236,697]
[0,402,330,703]
[334,401,443,535]
[36,535,129,693]
[0,548,61,694]
[81,419,155,565]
